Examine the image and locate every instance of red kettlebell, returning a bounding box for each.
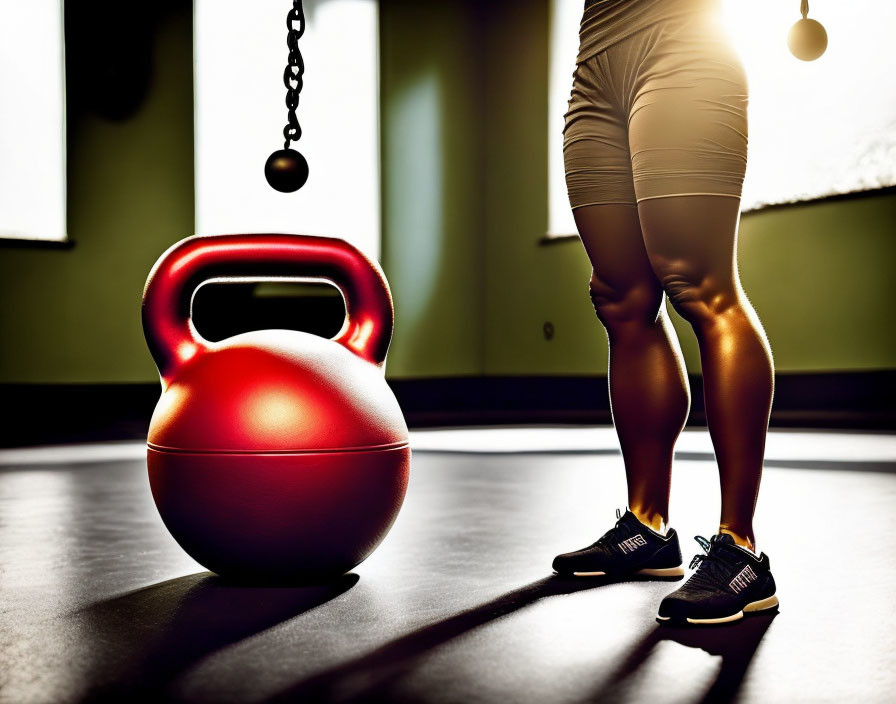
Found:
[142,233,410,581]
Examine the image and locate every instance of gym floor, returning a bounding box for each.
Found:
[2,426,894,703]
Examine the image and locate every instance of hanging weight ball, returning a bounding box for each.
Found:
[267,1,310,193]
[788,1,827,62]
[265,149,309,193]
[142,234,410,582]
[787,18,827,61]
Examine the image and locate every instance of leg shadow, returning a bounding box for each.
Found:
[75,571,359,702]
[264,573,660,703]
[591,611,778,704]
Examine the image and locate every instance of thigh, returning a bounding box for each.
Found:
[574,203,664,315]
[637,194,741,303]
[563,56,637,208]
[628,16,748,205]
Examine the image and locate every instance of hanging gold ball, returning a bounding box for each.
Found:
[787,18,827,61]
[265,149,309,193]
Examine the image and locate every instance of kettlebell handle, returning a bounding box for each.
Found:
[142,234,394,380]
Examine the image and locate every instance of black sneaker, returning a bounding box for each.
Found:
[657,534,779,625]
[552,508,684,579]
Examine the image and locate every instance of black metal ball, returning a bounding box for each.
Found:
[265,149,309,192]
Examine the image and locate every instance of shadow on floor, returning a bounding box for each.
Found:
[263,573,665,703]
[589,611,778,704]
[75,571,359,702]
[74,573,775,703]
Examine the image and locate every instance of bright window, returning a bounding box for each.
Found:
[195,0,380,258]
[547,0,896,237]
[0,0,66,242]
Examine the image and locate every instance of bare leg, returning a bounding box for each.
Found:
[638,195,774,550]
[574,203,691,530]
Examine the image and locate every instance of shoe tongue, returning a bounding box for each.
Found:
[619,510,644,532]
[708,534,744,566]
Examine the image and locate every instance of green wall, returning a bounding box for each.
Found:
[380,1,484,378]
[1,0,893,384]
[0,5,193,383]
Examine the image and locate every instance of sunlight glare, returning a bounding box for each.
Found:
[719,0,896,211]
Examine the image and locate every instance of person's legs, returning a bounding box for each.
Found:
[637,195,774,550]
[573,203,691,531]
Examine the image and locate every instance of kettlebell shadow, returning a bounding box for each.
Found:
[263,572,662,703]
[74,570,359,702]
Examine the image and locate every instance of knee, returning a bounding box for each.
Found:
[657,267,739,324]
[589,271,664,328]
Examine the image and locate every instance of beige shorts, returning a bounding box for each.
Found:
[563,13,749,209]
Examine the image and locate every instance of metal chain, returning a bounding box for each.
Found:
[282,0,305,149]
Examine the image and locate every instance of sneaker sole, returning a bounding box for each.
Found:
[569,566,685,578]
[656,593,780,625]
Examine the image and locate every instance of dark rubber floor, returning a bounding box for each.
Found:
[1,428,894,703]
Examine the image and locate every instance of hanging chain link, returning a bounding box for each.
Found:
[282,0,305,149]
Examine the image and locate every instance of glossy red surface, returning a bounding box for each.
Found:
[147,447,410,579]
[147,329,408,453]
[141,233,410,579]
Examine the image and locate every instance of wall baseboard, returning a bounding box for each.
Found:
[1,371,892,448]
[390,371,896,430]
